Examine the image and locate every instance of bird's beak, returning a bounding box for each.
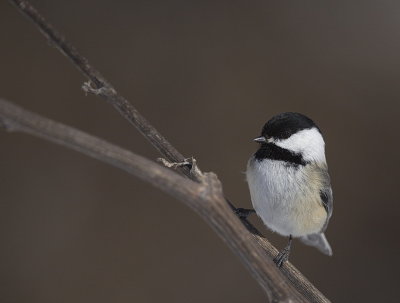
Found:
[254,136,267,143]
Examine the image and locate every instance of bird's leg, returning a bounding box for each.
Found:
[273,235,293,267]
[234,208,256,219]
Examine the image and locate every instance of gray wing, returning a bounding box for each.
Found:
[318,167,333,232]
[299,165,334,255]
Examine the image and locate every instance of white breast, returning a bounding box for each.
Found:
[246,158,327,237]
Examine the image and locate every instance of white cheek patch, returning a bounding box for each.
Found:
[274,128,326,163]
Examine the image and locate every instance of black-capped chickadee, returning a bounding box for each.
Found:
[246,112,333,267]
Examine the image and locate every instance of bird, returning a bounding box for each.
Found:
[245,112,333,267]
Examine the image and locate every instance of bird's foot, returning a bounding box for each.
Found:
[273,247,290,268]
[235,208,256,219]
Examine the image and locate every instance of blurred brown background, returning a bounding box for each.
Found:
[1,0,399,302]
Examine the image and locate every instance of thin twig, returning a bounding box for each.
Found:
[9,0,191,179]
[7,1,331,302]
[0,99,306,303]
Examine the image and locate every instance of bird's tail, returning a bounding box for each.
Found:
[299,233,333,256]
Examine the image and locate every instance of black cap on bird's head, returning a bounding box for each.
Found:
[254,112,320,143]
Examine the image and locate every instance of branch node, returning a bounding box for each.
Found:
[157,157,204,181]
[82,81,116,96]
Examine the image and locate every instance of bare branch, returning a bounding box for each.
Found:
[0,99,306,303]
[6,1,331,302]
